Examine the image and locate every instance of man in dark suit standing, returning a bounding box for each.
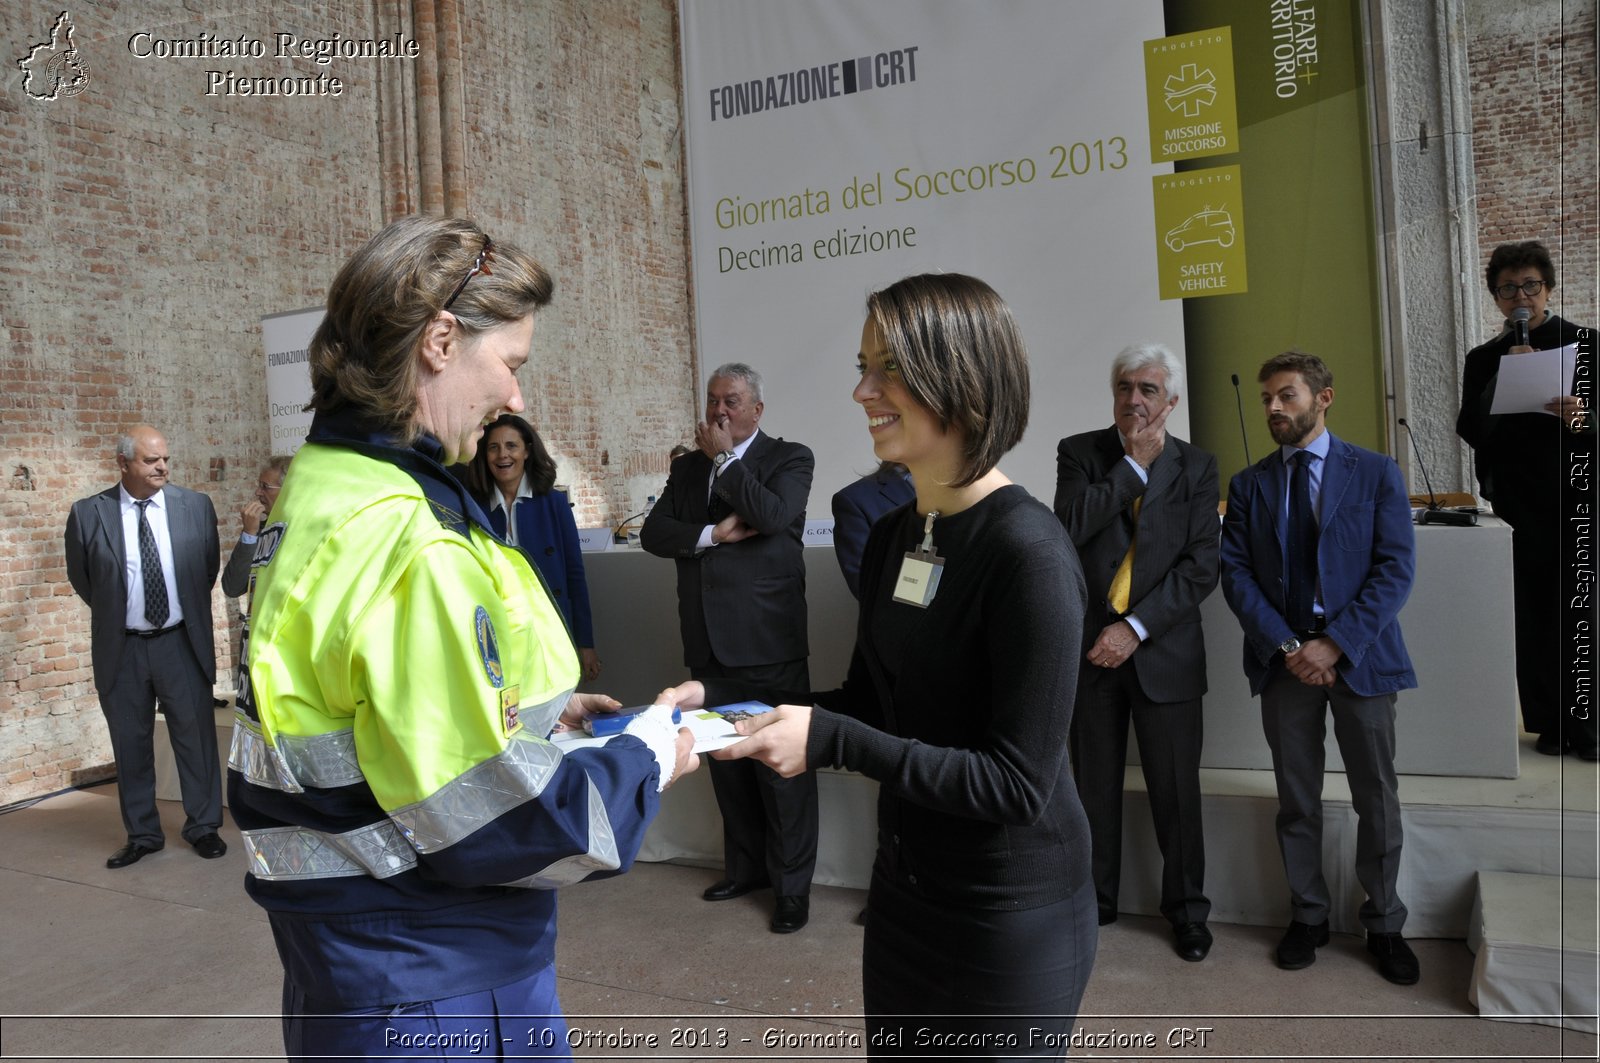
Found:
[1220,351,1419,986]
[65,424,225,868]
[642,363,817,933]
[830,460,913,599]
[1054,344,1219,962]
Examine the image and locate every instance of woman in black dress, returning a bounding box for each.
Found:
[1456,240,1596,759]
[673,273,1097,1058]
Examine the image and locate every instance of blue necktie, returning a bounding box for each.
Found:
[135,500,170,628]
[1285,451,1317,632]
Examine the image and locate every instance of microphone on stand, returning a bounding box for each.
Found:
[1231,374,1252,465]
[1511,306,1532,348]
[613,509,649,543]
[1397,417,1476,526]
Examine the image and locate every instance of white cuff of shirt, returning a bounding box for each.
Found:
[1123,613,1149,641]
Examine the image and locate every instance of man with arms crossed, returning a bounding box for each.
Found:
[642,363,817,933]
[1054,343,1218,961]
[1220,351,1419,985]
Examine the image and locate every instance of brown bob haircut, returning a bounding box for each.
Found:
[866,272,1030,488]
[307,215,553,442]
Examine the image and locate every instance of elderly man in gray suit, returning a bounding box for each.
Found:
[65,424,225,868]
[1054,344,1220,961]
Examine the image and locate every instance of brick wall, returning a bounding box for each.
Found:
[0,0,693,804]
[1466,0,1598,334]
[4,2,1588,806]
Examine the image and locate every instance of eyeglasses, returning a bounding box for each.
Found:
[257,481,282,494]
[1494,279,1548,300]
[443,235,495,310]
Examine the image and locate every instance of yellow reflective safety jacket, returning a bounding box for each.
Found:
[228,414,662,1009]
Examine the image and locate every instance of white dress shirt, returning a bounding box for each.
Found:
[120,485,185,630]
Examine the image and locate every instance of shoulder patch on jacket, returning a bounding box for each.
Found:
[474,605,504,689]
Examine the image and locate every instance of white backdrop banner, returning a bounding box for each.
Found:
[680,0,1185,503]
[260,307,322,456]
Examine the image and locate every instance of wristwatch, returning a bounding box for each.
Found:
[1278,636,1302,655]
[713,449,736,469]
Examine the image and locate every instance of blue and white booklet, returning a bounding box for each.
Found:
[551,701,773,754]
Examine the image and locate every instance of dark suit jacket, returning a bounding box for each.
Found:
[65,483,221,696]
[1053,426,1219,703]
[1219,432,1417,697]
[221,533,254,598]
[641,430,813,669]
[830,466,914,599]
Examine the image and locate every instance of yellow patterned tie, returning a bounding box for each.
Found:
[1108,497,1141,614]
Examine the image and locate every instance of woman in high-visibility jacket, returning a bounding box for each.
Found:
[228,215,697,1062]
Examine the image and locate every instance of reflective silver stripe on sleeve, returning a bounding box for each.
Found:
[498,778,622,889]
[241,819,417,881]
[228,713,302,794]
[239,689,628,884]
[390,728,568,852]
[228,713,364,792]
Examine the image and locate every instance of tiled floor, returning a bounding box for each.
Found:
[1,783,1595,1060]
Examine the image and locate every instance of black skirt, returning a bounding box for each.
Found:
[862,870,1097,1060]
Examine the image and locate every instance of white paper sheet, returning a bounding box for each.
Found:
[1489,342,1579,416]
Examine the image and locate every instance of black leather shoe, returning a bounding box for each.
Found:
[771,895,809,934]
[702,879,765,902]
[855,907,868,926]
[1367,932,1420,985]
[191,833,227,859]
[106,842,161,869]
[1536,733,1565,756]
[1098,907,1118,926]
[1173,922,1213,962]
[1579,746,1600,763]
[1276,919,1329,969]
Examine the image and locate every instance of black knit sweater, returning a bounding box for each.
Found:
[806,485,1092,910]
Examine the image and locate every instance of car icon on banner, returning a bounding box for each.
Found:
[1164,206,1235,252]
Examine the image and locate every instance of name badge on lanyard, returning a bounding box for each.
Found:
[893,510,944,608]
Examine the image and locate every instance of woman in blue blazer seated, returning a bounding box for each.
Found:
[467,413,601,680]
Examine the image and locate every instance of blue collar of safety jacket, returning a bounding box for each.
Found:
[305,408,496,542]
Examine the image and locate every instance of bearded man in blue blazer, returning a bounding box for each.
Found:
[65,425,224,869]
[1220,351,1419,987]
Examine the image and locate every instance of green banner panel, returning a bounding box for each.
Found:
[1154,165,1248,299]
[1159,0,1385,481]
[1144,27,1241,163]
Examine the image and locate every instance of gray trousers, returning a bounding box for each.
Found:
[1260,669,1406,933]
[100,628,222,847]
